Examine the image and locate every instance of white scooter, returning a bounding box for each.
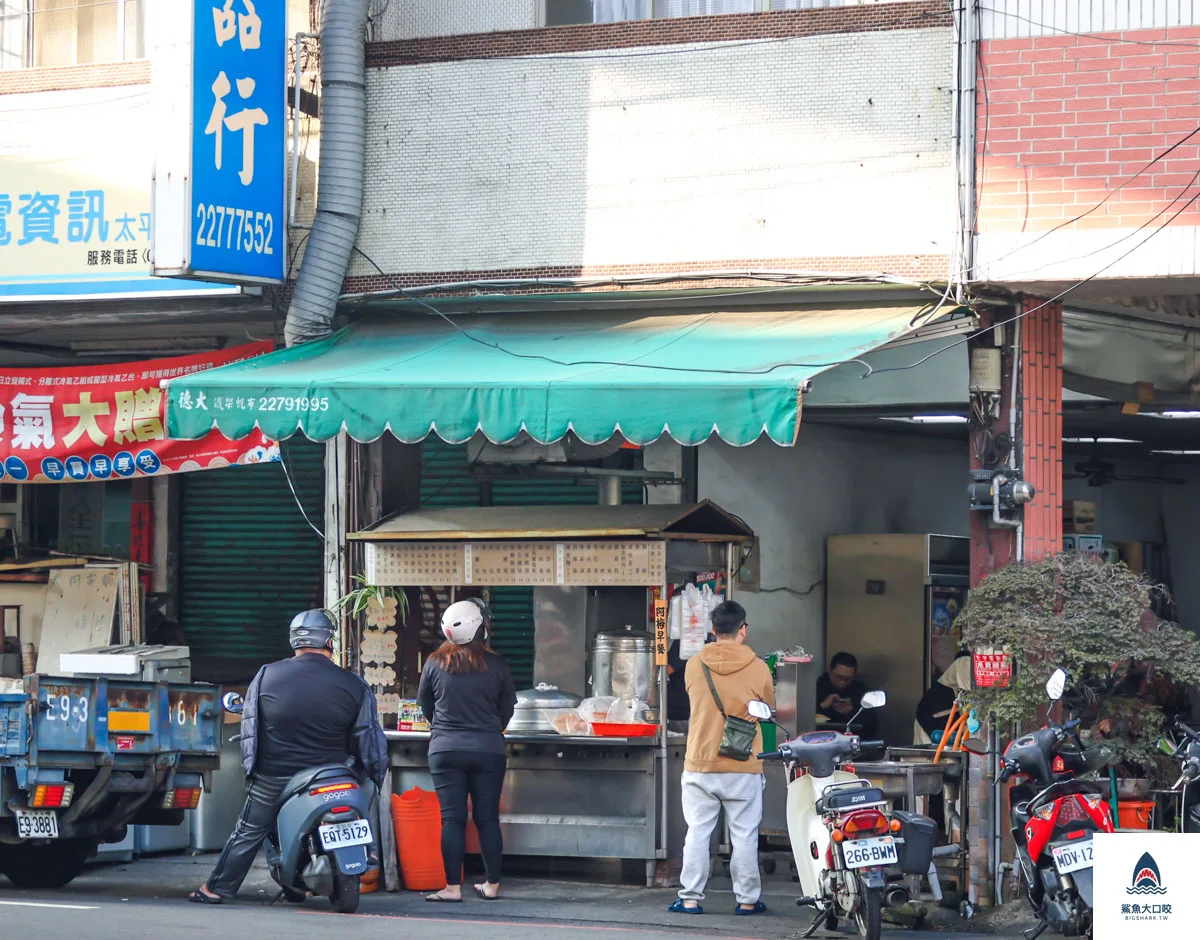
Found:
[753,691,903,940]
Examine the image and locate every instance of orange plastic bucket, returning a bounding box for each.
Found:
[392,788,447,891]
[1117,800,1155,830]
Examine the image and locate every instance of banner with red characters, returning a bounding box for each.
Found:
[0,341,278,483]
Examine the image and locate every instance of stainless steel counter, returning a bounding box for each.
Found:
[387,730,686,880]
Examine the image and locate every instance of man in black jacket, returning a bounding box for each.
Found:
[190,609,388,904]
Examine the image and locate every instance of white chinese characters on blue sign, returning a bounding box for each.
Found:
[191,0,285,283]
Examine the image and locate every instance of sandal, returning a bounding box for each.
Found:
[187,889,224,905]
[668,898,703,914]
[425,892,463,903]
[735,900,768,916]
[473,884,499,901]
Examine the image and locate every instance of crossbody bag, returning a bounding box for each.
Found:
[700,662,758,761]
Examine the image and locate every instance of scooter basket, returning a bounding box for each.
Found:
[893,810,937,875]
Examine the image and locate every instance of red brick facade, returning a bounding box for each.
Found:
[1020,297,1064,561]
[367,1,952,67]
[0,60,149,95]
[977,29,1200,234]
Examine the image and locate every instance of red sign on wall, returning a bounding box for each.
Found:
[973,650,1014,689]
[0,341,278,483]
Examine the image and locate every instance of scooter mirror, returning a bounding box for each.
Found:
[747,700,773,721]
[1045,668,1068,702]
[222,692,245,714]
[861,690,887,709]
[1159,738,1177,757]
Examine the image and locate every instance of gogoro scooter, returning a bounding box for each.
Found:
[222,692,374,913]
[756,691,932,940]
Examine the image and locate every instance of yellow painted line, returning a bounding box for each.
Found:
[108,710,151,733]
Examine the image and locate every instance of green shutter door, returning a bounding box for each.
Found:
[419,442,641,688]
[179,439,325,681]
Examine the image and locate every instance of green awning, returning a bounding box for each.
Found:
[165,304,939,447]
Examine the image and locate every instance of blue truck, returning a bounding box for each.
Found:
[0,674,222,888]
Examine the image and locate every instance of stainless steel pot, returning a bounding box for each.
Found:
[508,684,583,734]
[590,628,659,718]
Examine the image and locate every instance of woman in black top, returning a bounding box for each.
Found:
[417,598,516,902]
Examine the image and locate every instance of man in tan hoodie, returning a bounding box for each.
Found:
[669,600,775,917]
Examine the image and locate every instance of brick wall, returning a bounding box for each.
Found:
[1020,297,1063,560]
[974,27,1200,281]
[0,61,149,96]
[355,19,955,288]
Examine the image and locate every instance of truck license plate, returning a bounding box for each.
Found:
[842,835,897,869]
[1051,841,1093,874]
[15,810,59,840]
[318,819,372,850]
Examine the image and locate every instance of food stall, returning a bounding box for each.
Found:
[348,501,755,884]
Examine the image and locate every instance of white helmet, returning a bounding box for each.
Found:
[441,598,490,645]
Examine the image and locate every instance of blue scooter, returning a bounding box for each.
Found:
[222,692,374,913]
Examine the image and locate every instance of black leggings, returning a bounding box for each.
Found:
[428,749,507,886]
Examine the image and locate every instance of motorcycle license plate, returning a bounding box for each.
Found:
[318,818,372,850]
[1051,841,1093,874]
[15,809,59,840]
[841,835,897,869]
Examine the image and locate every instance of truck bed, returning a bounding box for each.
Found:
[1,675,221,772]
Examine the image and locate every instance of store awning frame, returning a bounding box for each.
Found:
[165,304,954,448]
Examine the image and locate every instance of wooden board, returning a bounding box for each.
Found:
[36,567,119,674]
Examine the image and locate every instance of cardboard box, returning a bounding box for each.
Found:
[1063,500,1096,533]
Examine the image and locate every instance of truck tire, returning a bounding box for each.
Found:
[0,840,92,889]
[330,872,360,914]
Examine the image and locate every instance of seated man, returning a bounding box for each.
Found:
[816,651,877,735]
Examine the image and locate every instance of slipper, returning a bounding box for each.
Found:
[735,900,768,916]
[473,885,499,901]
[668,899,703,914]
[425,892,463,903]
[187,889,224,905]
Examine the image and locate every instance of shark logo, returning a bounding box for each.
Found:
[1127,852,1167,896]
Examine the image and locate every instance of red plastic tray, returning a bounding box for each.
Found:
[591,722,658,738]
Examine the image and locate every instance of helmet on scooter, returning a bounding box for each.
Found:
[440,598,491,645]
[288,608,337,651]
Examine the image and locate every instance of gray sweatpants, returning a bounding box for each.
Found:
[677,770,764,906]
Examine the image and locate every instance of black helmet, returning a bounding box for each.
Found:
[289,609,336,651]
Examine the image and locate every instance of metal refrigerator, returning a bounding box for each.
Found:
[824,534,969,748]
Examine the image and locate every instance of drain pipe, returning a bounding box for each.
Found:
[284,0,371,347]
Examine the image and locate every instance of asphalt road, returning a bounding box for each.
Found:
[0,854,1003,940]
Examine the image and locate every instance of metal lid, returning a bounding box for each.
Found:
[594,629,654,652]
[514,683,582,708]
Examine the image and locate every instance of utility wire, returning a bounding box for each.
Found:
[351,247,892,378]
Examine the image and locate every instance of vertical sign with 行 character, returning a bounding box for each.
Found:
[188,0,286,283]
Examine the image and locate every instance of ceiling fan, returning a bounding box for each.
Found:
[1064,454,1186,488]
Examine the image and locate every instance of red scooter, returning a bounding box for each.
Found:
[999,669,1115,940]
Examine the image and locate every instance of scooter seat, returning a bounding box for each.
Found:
[816,786,886,815]
[280,764,357,803]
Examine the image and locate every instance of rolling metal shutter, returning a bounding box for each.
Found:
[179,439,325,680]
[419,441,641,687]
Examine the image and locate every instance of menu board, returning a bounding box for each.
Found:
[364,540,667,587]
[365,542,464,586]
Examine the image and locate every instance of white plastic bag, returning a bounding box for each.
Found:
[668,591,683,641]
[577,696,618,723]
[679,584,707,659]
[606,698,650,724]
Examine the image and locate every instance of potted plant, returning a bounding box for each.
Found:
[960,553,1200,786]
